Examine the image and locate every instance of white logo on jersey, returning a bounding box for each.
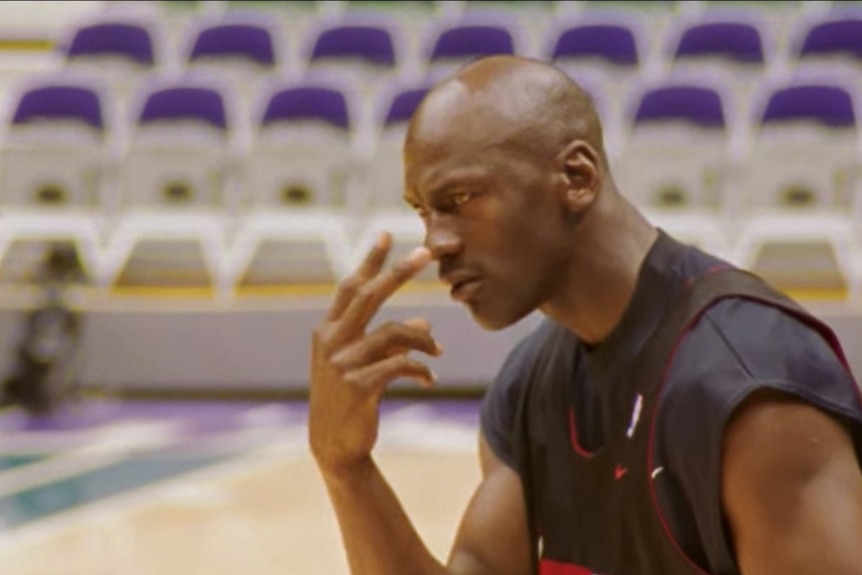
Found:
[652,466,664,479]
[626,393,643,438]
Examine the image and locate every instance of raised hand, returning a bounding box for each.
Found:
[309,232,443,477]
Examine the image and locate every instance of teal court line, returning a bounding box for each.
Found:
[0,452,235,531]
[0,453,51,473]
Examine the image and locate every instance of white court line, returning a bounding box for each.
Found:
[0,406,477,552]
[0,414,481,553]
[0,420,183,497]
[0,427,310,552]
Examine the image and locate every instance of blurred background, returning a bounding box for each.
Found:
[1,1,862,573]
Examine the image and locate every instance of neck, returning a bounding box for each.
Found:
[540,193,658,345]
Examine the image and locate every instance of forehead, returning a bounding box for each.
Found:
[405,116,516,196]
[405,134,511,202]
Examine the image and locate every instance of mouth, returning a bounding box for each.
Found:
[450,278,483,303]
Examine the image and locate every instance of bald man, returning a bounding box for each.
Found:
[309,56,862,575]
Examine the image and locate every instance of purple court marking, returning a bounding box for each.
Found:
[379,399,482,426]
[0,398,480,450]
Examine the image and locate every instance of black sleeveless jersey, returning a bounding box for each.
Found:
[481,231,862,575]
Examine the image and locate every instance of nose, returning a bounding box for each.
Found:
[423,213,463,261]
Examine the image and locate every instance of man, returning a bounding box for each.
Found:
[309,55,862,574]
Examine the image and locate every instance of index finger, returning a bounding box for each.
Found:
[326,232,392,321]
[340,245,432,333]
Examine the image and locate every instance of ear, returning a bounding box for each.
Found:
[558,140,601,214]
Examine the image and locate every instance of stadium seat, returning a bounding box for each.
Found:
[244,78,360,212]
[61,19,159,72]
[0,75,113,285]
[59,16,163,122]
[665,13,771,123]
[186,19,279,70]
[550,21,640,68]
[693,0,806,46]
[423,14,523,76]
[573,1,689,55]
[613,75,733,256]
[182,14,285,118]
[121,77,238,212]
[790,16,862,74]
[669,17,768,69]
[107,76,238,292]
[730,72,862,295]
[303,15,407,93]
[226,78,361,291]
[0,76,115,213]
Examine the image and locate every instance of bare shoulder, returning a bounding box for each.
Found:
[721,388,862,574]
[722,388,859,481]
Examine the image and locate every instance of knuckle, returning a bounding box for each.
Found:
[329,352,350,373]
[342,369,360,386]
[356,284,377,304]
[311,326,331,349]
[395,354,414,370]
[379,320,403,336]
[338,277,360,297]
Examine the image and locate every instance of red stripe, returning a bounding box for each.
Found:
[568,407,597,459]
[540,559,595,575]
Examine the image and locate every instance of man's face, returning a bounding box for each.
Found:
[404,138,573,331]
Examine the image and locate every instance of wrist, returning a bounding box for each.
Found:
[316,453,377,488]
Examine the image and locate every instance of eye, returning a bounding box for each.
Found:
[450,192,473,206]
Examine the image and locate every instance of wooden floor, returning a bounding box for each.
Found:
[0,400,482,575]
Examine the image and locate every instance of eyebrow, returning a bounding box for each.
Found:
[407,168,490,207]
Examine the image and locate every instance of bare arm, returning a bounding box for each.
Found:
[722,389,862,574]
[321,433,531,575]
[309,233,531,575]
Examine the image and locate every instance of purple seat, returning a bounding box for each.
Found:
[383,87,429,126]
[12,85,104,132]
[138,86,227,130]
[552,24,638,66]
[262,86,350,130]
[674,21,764,64]
[799,19,862,61]
[634,85,725,128]
[64,22,155,66]
[761,84,855,128]
[310,25,396,67]
[189,23,276,67]
[430,25,515,62]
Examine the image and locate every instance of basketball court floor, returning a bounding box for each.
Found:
[0,397,482,575]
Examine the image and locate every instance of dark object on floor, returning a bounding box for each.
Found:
[2,243,86,415]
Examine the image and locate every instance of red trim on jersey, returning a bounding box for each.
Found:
[568,407,597,459]
[540,559,595,575]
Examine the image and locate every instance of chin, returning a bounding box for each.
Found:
[467,301,535,332]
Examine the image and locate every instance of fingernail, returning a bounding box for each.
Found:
[376,232,389,249]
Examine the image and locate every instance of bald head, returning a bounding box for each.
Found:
[406,56,606,169]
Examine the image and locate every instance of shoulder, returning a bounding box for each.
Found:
[651,296,862,572]
[661,297,858,426]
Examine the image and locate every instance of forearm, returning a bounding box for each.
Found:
[321,456,450,575]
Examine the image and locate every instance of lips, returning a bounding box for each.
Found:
[451,278,482,302]
[443,271,483,302]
